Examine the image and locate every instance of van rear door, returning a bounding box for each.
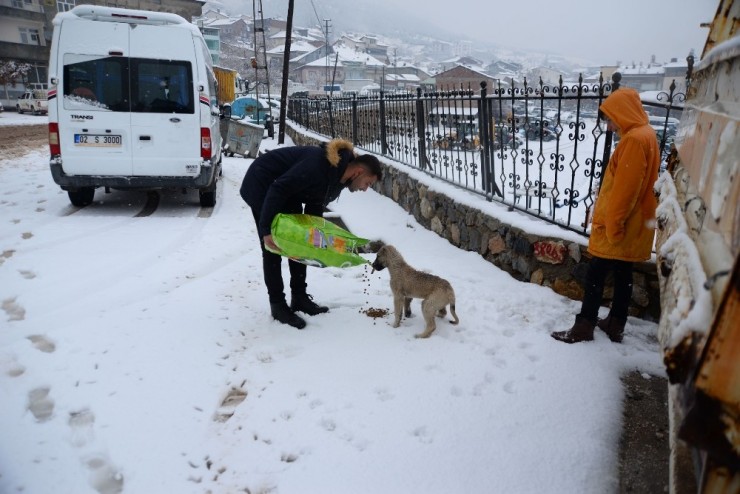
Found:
[129,25,200,178]
[57,18,131,176]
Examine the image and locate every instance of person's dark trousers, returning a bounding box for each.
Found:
[579,255,633,323]
[250,207,306,304]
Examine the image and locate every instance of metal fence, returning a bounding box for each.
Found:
[287,72,686,236]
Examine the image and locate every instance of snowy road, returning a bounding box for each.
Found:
[0,122,664,494]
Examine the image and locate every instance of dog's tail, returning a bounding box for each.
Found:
[449,304,459,325]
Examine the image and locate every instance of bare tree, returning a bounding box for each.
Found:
[0,60,32,99]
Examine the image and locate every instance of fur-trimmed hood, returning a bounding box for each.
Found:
[324,139,355,167]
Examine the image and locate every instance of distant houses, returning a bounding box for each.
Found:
[192,2,692,98]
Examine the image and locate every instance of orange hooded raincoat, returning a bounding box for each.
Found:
[588,88,660,262]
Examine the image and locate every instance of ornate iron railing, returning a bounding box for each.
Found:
[287,73,686,236]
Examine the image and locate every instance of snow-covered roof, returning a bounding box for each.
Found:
[386,73,421,82]
[267,40,318,55]
[205,17,243,27]
[618,65,664,75]
[269,30,317,43]
[332,45,386,67]
[290,48,324,63]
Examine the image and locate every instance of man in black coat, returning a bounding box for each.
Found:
[240,138,383,329]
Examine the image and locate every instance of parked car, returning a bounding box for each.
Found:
[16,89,48,115]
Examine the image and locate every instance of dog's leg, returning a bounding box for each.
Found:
[392,293,404,328]
[415,299,437,338]
[404,297,413,317]
[448,304,460,325]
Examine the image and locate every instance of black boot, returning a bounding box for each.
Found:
[551,315,595,344]
[270,302,306,329]
[290,293,329,315]
[597,315,626,343]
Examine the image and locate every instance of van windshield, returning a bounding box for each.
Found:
[62,55,194,114]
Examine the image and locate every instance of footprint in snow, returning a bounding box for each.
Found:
[320,417,336,432]
[84,453,124,494]
[27,386,54,422]
[214,387,248,422]
[411,426,433,444]
[69,408,96,447]
[0,354,25,377]
[2,297,26,321]
[0,249,15,267]
[374,387,395,402]
[27,334,56,353]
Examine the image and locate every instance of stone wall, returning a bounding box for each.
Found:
[286,127,661,321]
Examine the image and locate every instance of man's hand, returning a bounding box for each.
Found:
[263,234,280,253]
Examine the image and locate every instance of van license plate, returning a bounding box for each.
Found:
[74,134,122,147]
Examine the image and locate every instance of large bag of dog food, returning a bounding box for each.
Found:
[267,213,369,268]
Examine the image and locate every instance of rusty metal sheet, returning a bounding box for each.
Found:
[695,257,740,407]
[675,36,740,260]
[701,0,740,57]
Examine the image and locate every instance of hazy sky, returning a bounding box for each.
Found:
[258,0,718,65]
[379,0,717,64]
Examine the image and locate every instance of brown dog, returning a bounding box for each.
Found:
[371,244,459,338]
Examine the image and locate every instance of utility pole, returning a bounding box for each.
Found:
[324,19,331,90]
[278,0,294,144]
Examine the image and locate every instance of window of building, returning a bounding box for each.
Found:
[19,27,41,45]
[56,0,74,11]
[12,0,33,9]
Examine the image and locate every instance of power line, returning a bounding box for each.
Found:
[309,0,325,37]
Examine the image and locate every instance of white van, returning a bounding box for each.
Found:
[47,5,223,207]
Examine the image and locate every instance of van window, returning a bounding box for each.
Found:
[64,55,126,111]
[133,60,194,114]
[207,67,218,109]
[62,55,194,114]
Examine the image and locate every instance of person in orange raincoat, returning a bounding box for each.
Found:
[552,88,660,344]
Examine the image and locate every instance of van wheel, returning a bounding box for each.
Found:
[16,105,23,114]
[68,188,95,207]
[199,184,217,207]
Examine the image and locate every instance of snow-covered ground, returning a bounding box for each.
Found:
[0,113,664,493]
[0,110,47,126]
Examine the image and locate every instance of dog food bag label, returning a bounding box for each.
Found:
[269,213,370,268]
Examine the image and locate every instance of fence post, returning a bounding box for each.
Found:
[415,87,428,170]
[328,97,335,138]
[686,52,695,95]
[380,90,388,155]
[479,81,492,200]
[599,72,621,188]
[351,93,358,146]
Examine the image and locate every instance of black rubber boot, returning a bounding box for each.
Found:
[597,315,626,343]
[551,315,595,344]
[270,302,306,329]
[290,293,329,315]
